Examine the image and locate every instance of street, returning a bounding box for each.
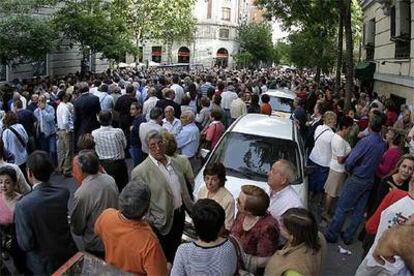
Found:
[55,159,362,275]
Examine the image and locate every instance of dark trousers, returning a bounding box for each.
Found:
[100,159,129,192]
[155,207,185,263]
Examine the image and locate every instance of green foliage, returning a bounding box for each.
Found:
[255,0,338,73]
[112,0,196,58]
[53,0,137,63]
[273,41,290,65]
[233,52,254,67]
[351,0,363,51]
[287,30,336,73]
[238,22,274,65]
[0,0,58,65]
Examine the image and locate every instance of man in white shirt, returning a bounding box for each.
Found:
[220,87,238,128]
[162,106,182,135]
[230,92,247,123]
[267,159,303,223]
[171,75,184,105]
[308,111,337,200]
[143,88,159,121]
[56,92,74,177]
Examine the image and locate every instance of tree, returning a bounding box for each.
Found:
[112,0,196,63]
[0,0,58,65]
[238,22,274,65]
[334,0,344,95]
[233,52,254,68]
[344,0,354,109]
[255,0,338,82]
[287,29,336,75]
[53,0,137,67]
[273,41,291,65]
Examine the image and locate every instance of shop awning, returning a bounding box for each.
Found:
[354,62,376,80]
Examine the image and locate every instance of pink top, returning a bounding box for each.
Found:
[376,147,401,179]
[0,193,20,225]
[230,212,279,257]
[205,121,225,150]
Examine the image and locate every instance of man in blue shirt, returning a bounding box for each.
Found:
[325,110,386,244]
[176,110,200,160]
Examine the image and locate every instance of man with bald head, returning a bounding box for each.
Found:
[73,82,101,147]
[176,110,200,160]
[267,159,303,223]
[162,105,182,135]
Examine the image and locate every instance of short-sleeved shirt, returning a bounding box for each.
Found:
[329,133,351,172]
[95,208,168,275]
[205,121,225,149]
[260,103,272,115]
[309,125,335,167]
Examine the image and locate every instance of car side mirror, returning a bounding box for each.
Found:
[200,149,211,160]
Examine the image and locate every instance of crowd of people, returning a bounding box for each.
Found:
[0,66,413,275]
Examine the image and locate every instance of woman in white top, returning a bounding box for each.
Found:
[2,112,28,170]
[308,111,337,201]
[322,116,353,221]
[198,162,235,231]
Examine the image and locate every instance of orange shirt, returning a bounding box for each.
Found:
[260,103,272,115]
[95,208,168,275]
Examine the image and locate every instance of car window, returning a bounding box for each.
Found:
[208,132,301,182]
[269,96,293,113]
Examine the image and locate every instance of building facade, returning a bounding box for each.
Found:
[138,0,259,68]
[361,0,414,105]
[0,6,108,83]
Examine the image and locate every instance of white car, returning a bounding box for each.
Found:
[262,88,296,117]
[184,114,308,240]
[194,113,308,206]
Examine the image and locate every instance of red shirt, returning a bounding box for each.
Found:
[205,121,225,150]
[365,189,408,235]
[230,212,279,257]
[260,103,272,116]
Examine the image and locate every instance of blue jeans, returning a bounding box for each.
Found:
[39,133,57,165]
[325,175,373,242]
[308,160,329,194]
[129,147,143,167]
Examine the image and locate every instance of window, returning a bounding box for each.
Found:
[0,64,6,82]
[32,56,47,76]
[395,0,410,38]
[392,0,410,59]
[208,132,302,182]
[207,0,212,19]
[363,18,375,61]
[151,46,162,63]
[219,28,230,39]
[364,18,375,46]
[390,6,396,38]
[221,7,231,21]
[139,46,143,62]
[395,40,410,59]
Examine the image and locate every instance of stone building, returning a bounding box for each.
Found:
[138,0,260,68]
[361,0,414,106]
[0,7,108,83]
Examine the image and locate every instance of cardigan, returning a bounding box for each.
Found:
[264,232,326,276]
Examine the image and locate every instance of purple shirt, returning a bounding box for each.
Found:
[345,132,386,180]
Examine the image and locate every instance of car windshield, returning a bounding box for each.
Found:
[269,96,293,113]
[208,132,301,182]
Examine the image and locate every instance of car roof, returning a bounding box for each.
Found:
[230,114,294,141]
[265,88,296,100]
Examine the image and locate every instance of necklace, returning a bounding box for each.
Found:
[242,215,260,231]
